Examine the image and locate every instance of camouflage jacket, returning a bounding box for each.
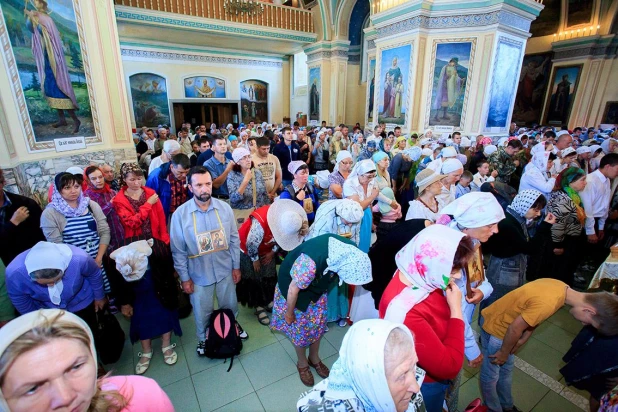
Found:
[488,147,517,183]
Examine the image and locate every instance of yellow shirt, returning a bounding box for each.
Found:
[481,279,568,339]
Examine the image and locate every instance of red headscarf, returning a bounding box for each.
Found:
[83,166,111,194]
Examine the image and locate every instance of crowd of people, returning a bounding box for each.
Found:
[1,120,618,412]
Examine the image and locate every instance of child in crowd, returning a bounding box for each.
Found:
[471,161,497,191]
[455,171,473,198]
[479,278,618,412]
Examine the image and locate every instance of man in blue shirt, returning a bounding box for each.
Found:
[196,134,233,166]
[204,135,235,200]
[272,127,300,187]
[170,166,247,356]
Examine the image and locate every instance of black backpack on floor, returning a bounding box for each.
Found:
[204,309,242,371]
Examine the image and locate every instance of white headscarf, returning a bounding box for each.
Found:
[323,319,416,411]
[439,192,505,229]
[349,159,376,179]
[509,189,542,217]
[441,158,464,174]
[483,145,497,156]
[334,150,353,172]
[25,242,73,306]
[326,237,372,286]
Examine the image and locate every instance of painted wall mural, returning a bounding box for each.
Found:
[129,73,170,127]
[378,44,412,126]
[512,52,552,126]
[366,58,376,125]
[602,102,618,125]
[240,79,268,124]
[1,0,95,143]
[428,41,474,128]
[309,67,321,122]
[529,0,560,37]
[184,76,226,98]
[543,65,582,127]
[485,38,523,129]
[566,0,593,28]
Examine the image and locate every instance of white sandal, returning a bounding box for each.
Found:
[162,343,178,365]
[135,351,153,375]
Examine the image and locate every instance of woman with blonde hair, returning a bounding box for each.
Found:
[329,131,344,167]
[0,309,173,411]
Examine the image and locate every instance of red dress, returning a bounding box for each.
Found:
[112,186,169,244]
[379,274,465,383]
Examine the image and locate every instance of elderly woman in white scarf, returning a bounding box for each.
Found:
[305,199,364,328]
[0,309,173,412]
[297,319,425,412]
[426,146,457,173]
[519,144,558,199]
[343,159,379,253]
[436,158,464,209]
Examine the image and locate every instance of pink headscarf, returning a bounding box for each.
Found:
[383,224,466,323]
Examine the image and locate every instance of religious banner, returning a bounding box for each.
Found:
[485,37,523,130]
[0,0,98,150]
[240,79,268,124]
[309,66,320,122]
[377,44,412,127]
[184,76,226,98]
[129,73,170,127]
[427,40,475,128]
[512,52,552,126]
[543,65,583,127]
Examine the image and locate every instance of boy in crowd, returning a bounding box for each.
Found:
[455,171,473,198]
[479,278,618,412]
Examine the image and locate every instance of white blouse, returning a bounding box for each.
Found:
[406,199,439,222]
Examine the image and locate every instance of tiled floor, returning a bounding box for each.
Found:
[102,303,589,412]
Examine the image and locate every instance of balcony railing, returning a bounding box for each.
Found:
[371,0,545,16]
[114,0,315,33]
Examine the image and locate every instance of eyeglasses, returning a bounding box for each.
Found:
[341,161,353,165]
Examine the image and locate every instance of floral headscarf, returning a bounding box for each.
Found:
[383,225,466,323]
[119,162,143,188]
[326,236,372,286]
[556,167,586,224]
[49,172,90,218]
[531,150,551,173]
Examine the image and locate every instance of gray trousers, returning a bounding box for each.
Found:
[190,274,239,342]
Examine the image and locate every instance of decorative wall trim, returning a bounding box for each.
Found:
[376,10,531,38]
[367,39,376,50]
[0,1,102,152]
[348,54,361,64]
[120,48,283,68]
[553,39,618,60]
[115,10,317,43]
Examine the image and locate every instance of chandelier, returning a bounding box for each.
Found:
[223,0,265,16]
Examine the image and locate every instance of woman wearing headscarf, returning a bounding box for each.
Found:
[350,133,365,161]
[436,158,464,210]
[83,166,125,252]
[297,319,425,412]
[227,147,270,226]
[305,199,364,327]
[270,234,372,387]
[589,145,604,172]
[0,309,173,412]
[406,169,445,222]
[108,236,181,375]
[519,148,557,199]
[112,163,169,244]
[340,160,376,253]
[373,151,401,212]
[391,135,407,156]
[5,241,105,333]
[328,150,353,200]
[41,172,111,294]
[601,137,618,155]
[379,224,475,412]
[542,167,587,286]
[281,161,320,224]
[390,147,423,217]
[237,200,309,326]
[480,190,556,311]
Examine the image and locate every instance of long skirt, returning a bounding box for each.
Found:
[130,271,182,344]
[236,253,278,308]
[359,207,373,253]
[270,286,327,347]
[479,253,527,313]
[326,279,349,323]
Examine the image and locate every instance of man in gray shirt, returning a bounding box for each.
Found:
[170,166,248,356]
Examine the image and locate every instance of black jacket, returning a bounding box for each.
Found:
[0,191,45,266]
[482,211,551,258]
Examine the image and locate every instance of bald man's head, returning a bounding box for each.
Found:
[556,134,573,150]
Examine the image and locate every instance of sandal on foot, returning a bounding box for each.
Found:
[135,351,153,375]
[162,343,178,365]
[308,359,330,379]
[266,301,274,313]
[297,365,314,387]
[255,307,270,326]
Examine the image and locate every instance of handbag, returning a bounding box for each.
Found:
[464,398,488,412]
[92,308,126,364]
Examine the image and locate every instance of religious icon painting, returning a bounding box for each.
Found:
[308,67,321,122]
[512,52,553,126]
[211,229,228,252]
[240,79,268,124]
[377,44,412,127]
[543,64,583,128]
[366,57,376,127]
[129,73,171,127]
[197,232,214,255]
[465,244,485,299]
[427,40,476,128]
